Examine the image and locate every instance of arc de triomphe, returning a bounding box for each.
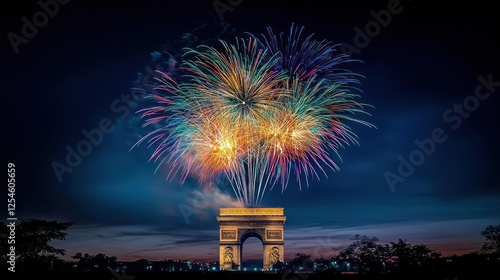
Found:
[217,207,286,271]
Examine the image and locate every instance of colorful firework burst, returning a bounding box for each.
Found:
[133,24,374,206]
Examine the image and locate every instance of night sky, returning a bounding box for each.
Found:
[3,0,500,262]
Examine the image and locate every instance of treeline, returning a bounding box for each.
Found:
[1,219,499,274]
[277,234,500,275]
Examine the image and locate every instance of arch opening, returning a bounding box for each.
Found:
[241,236,263,271]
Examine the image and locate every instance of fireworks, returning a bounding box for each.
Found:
[133,24,374,206]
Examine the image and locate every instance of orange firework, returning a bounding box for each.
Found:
[134,25,374,206]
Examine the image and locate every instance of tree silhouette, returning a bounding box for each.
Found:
[337,234,388,274]
[72,252,118,271]
[271,260,285,271]
[0,222,10,270]
[1,219,73,271]
[480,224,500,256]
[389,239,441,273]
[286,253,314,272]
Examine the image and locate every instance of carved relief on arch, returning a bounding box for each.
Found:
[238,228,265,241]
[223,246,234,264]
[266,230,282,240]
[269,246,280,265]
[221,230,236,240]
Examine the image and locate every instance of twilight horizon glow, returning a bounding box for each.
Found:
[133,24,375,206]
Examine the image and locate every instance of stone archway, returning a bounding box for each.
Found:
[217,207,286,271]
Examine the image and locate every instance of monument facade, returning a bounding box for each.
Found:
[217,207,286,271]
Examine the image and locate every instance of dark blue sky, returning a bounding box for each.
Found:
[3,0,500,262]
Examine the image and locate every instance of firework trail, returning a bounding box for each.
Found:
[133,24,374,206]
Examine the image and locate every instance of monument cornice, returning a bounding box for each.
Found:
[218,220,285,225]
[219,207,284,216]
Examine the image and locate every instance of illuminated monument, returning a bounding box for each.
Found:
[132,24,373,272]
[217,207,286,271]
